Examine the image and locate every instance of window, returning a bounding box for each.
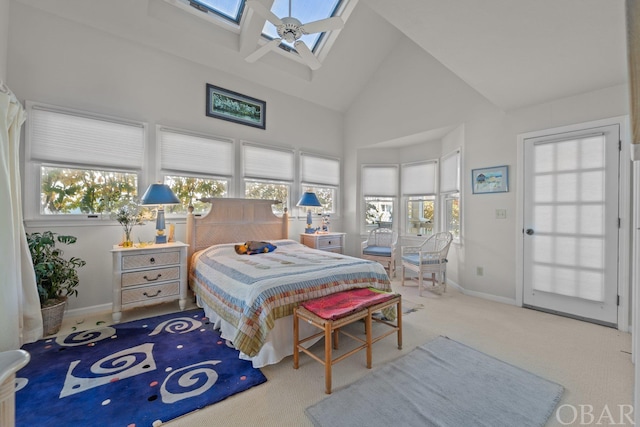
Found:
[406,197,435,236]
[440,149,461,239]
[181,0,245,24]
[243,142,293,216]
[300,152,339,215]
[401,160,437,236]
[362,165,398,231]
[158,127,233,215]
[26,103,146,218]
[261,0,343,51]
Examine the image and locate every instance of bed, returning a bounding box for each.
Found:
[186,198,392,368]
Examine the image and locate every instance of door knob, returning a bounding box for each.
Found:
[525,229,534,235]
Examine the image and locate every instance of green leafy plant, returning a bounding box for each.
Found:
[26,231,86,306]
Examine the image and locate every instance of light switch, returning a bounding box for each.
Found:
[496,209,507,219]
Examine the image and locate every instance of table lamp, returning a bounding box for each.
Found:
[296,191,322,234]
[140,183,180,244]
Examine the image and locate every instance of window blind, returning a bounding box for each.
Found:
[362,165,398,197]
[159,128,233,176]
[401,161,437,195]
[300,153,340,186]
[440,149,460,193]
[29,106,144,169]
[243,143,294,181]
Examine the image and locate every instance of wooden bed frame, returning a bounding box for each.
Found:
[185,198,289,270]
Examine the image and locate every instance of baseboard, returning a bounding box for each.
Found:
[446,280,517,306]
[64,303,112,319]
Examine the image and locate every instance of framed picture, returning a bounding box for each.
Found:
[471,165,509,194]
[206,84,266,129]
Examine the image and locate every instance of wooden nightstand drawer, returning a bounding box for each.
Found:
[112,242,188,323]
[121,266,180,287]
[121,251,180,270]
[316,236,343,250]
[121,282,180,305]
[300,232,345,254]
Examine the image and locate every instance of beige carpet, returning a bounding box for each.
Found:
[57,280,634,427]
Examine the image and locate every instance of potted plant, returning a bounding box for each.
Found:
[26,231,86,335]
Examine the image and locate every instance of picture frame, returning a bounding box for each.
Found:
[206,84,266,129]
[471,165,509,194]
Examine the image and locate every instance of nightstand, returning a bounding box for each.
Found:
[111,242,188,323]
[300,232,346,254]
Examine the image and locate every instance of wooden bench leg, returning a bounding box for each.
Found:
[366,310,372,369]
[397,298,403,349]
[293,308,299,369]
[324,321,333,394]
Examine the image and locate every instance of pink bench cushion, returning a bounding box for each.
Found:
[301,288,396,321]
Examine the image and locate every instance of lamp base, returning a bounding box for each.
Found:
[155,235,167,244]
[304,227,316,234]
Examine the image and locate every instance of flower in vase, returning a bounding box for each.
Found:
[110,199,147,247]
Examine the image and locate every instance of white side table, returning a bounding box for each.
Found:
[300,232,345,254]
[111,242,188,323]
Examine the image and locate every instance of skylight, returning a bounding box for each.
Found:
[189,0,245,23]
[262,0,343,52]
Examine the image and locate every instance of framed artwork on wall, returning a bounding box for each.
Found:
[206,84,266,129]
[471,165,508,194]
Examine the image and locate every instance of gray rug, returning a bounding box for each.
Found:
[306,336,563,427]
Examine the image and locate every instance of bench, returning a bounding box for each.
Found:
[293,288,402,394]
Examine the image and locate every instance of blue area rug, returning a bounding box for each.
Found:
[16,309,267,426]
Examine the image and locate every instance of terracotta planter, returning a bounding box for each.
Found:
[41,297,67,336]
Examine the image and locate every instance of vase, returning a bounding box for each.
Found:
[122,230,133,247]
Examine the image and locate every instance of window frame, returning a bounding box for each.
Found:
[242,142,294,213]
[299,152,340,218]
[157,125,234,216]
[24,101,147,224]
[439,148,462,242]
[361,164,399,234]
[400,160,438,237]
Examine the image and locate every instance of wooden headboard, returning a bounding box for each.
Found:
[186,198,289,268]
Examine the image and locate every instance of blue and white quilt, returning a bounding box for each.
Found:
[189,239,391,357]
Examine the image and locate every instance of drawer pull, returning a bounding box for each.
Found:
[328,241,332,245]
[143,290,162,298]
[143,273,162,282]
[149,257,156,264]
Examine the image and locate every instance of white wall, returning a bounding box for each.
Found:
[0,0,8,79]
[8,2,344,313]
[344,33,630,302]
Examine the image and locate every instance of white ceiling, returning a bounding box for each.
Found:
[15,0,629,113]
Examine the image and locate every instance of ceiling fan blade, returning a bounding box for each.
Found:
[294,41,322,70]
[246,0,283,27]
[300,16,344,34]
[246,38,282,63]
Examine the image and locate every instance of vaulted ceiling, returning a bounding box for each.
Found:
[14,0,628,113]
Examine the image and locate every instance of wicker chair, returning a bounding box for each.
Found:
[361,228,398,277]
[401,232,453,296]
[0,350,30,427]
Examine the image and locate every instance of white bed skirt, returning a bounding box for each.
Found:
[197,295,320,368]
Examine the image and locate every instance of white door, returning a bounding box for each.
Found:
[522,124,620,326]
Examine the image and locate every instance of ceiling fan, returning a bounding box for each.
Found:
[245,0,344,70]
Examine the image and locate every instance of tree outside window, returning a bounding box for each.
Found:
[164,176,227,215]
[245,180,289,215]
[40,166,137,215]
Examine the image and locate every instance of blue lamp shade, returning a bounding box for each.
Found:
[140,184,180,244]
[296,191,322,208]
[297,191,322,234]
